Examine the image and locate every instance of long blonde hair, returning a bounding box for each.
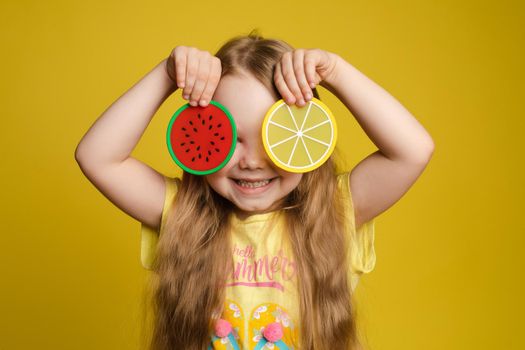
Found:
[148,29,363,350]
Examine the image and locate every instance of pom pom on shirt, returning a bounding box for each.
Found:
[263,322,283,342]
[215,318,233,338]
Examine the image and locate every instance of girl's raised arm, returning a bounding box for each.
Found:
[75,47,221,230]
[273,49,434,228]
[322,55,434,228]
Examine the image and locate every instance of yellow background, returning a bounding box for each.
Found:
[1,0,523,349]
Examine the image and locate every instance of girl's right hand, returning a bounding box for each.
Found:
[166,46,222,107]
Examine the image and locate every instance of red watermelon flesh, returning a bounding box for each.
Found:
[169,104,235,173]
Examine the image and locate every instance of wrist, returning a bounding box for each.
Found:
[320,52,344,91]
[160,58,178,91]
[320,54,353,93]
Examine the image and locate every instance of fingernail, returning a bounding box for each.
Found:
[305,92,312,100]
[190,100,197,106]
[183,94,189,100]
[310,82,316,89]
[199,100,207,106]
[297,99,305,106]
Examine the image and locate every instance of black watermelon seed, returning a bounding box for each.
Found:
[210,141,215,145]
[218,123,222,128]
[220,137,225,140]
[214,133,219,136]
[198,154,201,159]
[185,149,190,153]
[196,146,200,151]
[209,115,212,120]
[182,127,186,131]
[193,127,198,132]
[198,114,201,119]
[189,121,193,125]
[206,157,209,162]
[208,150,211,155]
[180,142,185,146]
[185,134,190,137]
[215,148,220,152]
[191,157,195,162]
[190,141,195,144]
[209,125,212,130]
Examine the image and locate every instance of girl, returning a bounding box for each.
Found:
[75,31,434,350]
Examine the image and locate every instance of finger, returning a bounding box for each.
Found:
[304,50,319,92]
[274,60,295,105]
[199,56,221,107]
[183,47,199,101]
[293,49,312,104]
[281,51,305,106]
[190,53,211,106]
[173,47,187,89]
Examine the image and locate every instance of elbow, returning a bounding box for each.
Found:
[74,145,98,179]
[74,143,94,168]
[426,136,435,156]
[406,137,435,165]
[74,144,85,164]
[419,137,435,164]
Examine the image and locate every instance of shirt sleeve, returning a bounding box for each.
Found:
[336,172,377,288]
[140,175,180,270]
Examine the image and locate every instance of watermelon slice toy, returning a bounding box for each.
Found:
[167,101,237,175]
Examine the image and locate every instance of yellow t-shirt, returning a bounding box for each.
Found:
[140,172,376,350]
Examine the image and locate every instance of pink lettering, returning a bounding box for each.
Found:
[229,244,297,291]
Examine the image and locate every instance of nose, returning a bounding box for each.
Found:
[238,140,269,170]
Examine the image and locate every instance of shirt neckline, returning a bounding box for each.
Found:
[230,209,281,224]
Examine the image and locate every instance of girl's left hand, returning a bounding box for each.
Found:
[274,48,340,106]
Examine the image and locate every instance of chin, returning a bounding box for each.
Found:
[236,204,269,213]
[234,201,274,213]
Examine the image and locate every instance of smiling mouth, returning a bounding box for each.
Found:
[231,177,276,188]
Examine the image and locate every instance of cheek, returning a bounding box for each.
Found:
[204,173,220,190]
[228,146,242,162]
[205,168,231,189]
[281,173,302,190]
[292,175,302,189]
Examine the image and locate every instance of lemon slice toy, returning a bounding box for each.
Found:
[262,98,337,173]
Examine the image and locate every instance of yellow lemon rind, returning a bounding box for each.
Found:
[261,98,337,173]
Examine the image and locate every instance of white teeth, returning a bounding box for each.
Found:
[236,179,271,188]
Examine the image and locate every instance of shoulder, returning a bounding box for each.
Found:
[335,172,365,229]
[335,173,377,277]
[335,172,351,199]
[163,176,181,222]
[165,176,181,199]
[140,175,181,270]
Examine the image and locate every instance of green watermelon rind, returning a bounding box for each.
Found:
[166,100,237,175]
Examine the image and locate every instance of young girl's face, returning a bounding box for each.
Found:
[205,71,303,219]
